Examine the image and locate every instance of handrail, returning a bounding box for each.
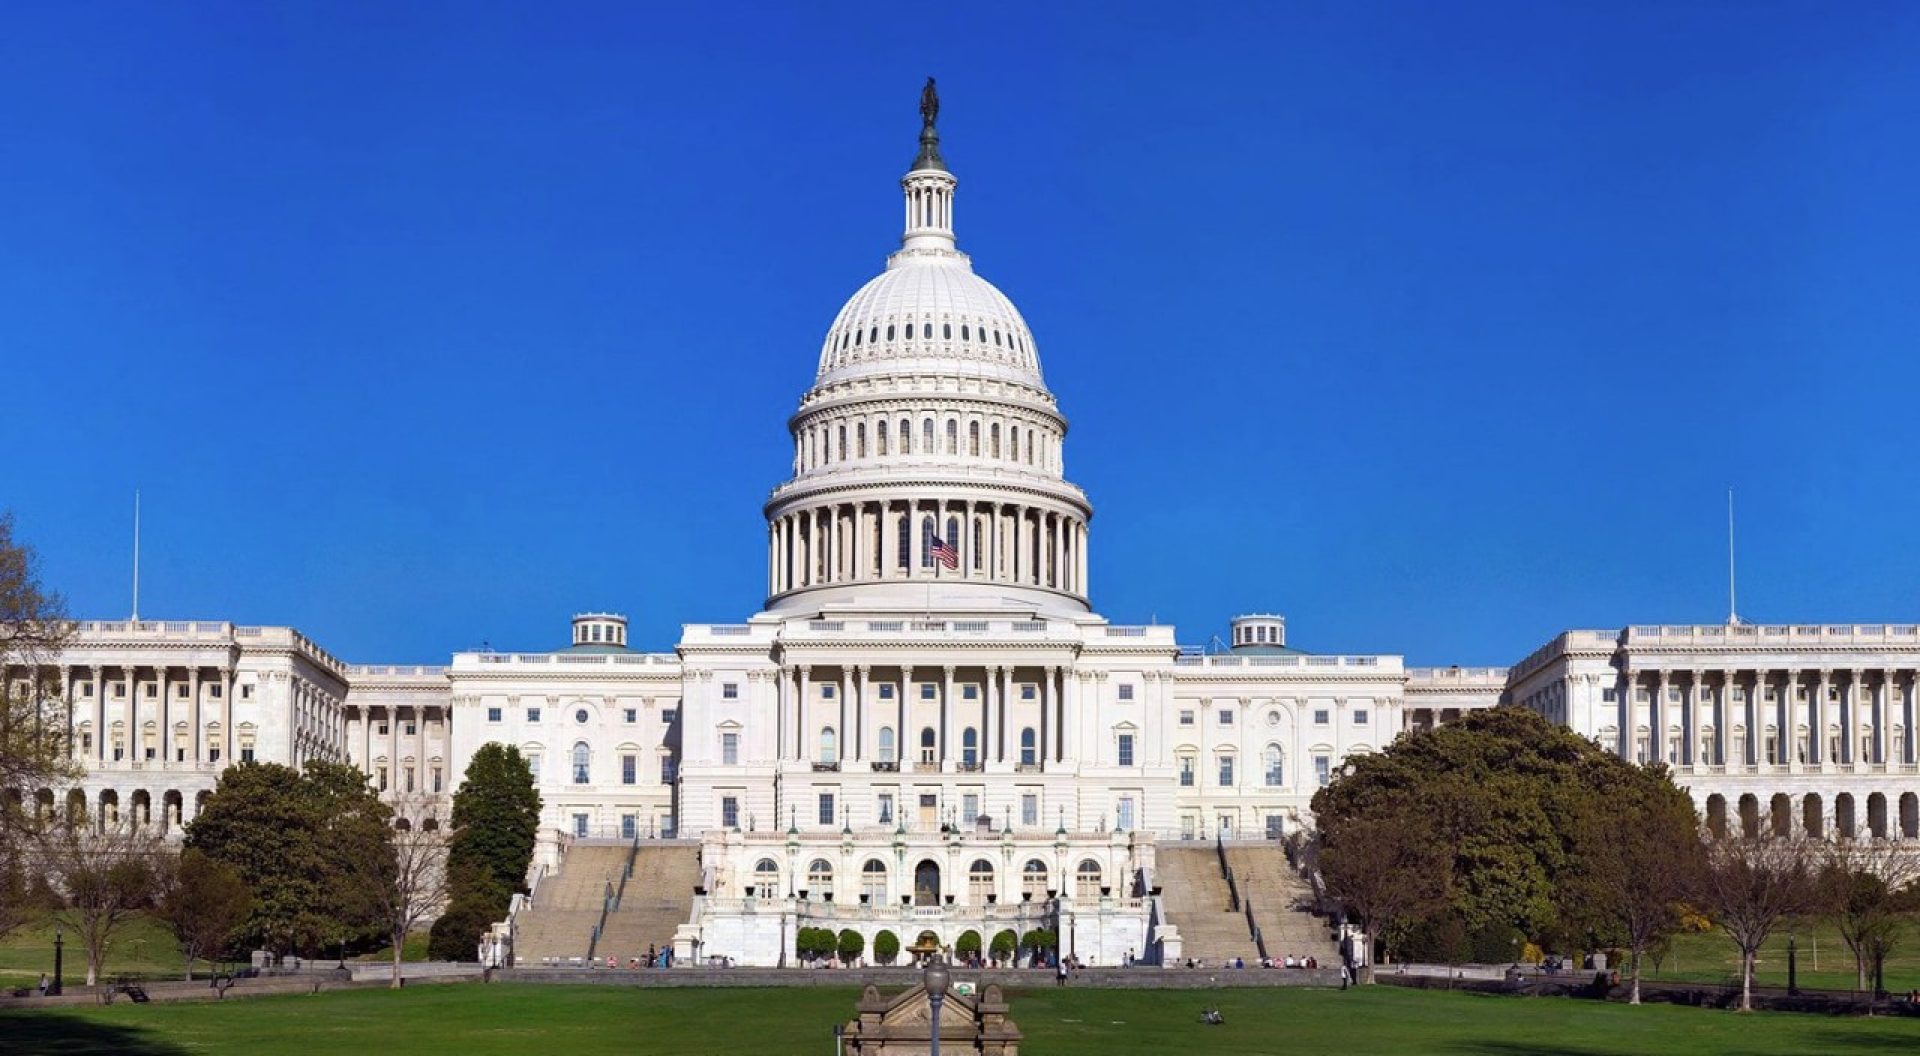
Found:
[585,880,614,961]
[1245,894,1267,961]
[610,832,640,911]
[1216,836,1239,912]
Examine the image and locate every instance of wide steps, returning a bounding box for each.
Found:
[591,846,701,963]
[1225,845,1338,963]
[1155,846,1256,964]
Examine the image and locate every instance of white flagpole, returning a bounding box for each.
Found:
[131,489,142,621]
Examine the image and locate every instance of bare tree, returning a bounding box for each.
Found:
[345,795,449,988]
[1315,804,1452,983]
[0,512,78,941]
[1563,777,1704,1004]
[153,848,252,981]
[43,813,163,986]
[1695,834,1820,1011]
[1818,839,1920,1002]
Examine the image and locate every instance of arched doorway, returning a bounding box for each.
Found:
[914,860,941,906]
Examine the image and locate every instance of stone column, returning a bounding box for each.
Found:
[188,668,202,763]
[1783,671,1799,770]
[1812,670,1829,766]
[797,666,811,760]
[899,666,911,762]
[838,667,851,763]
[940,666,956,764]
[90,665,105,763]
[1744,670,1758,767]
[1653,670,1667,764]
[988,666,1003,763]
[388,698,400,790]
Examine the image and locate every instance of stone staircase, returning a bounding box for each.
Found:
[590,843,701,962]
[1155,845,1256,965]
[1226,844,1339,964]
[512,843,635,964]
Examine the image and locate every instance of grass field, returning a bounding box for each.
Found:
[4,982,1919,1055]
[0,914,428,987]
[1642,920,1920,993]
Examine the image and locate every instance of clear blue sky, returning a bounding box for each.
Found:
[3,3,1917,666]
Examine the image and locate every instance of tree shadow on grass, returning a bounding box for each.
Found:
[1446,1027,1920,1056]
[0,1013,189,1055]
[1807,1025,1920,1053]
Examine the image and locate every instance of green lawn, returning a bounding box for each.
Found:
[4,982,1918,1055]
[1643,918,1920,993]
[0,914,217,986]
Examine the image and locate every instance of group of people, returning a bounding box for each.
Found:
[1177,954,1322,970]
[597,945,673,970]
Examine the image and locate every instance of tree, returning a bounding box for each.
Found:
[1695,835,1819,1011]
[43,816,162,986]
[1560,766,1705,1004]
[872,929,900,965]
[153,849,251,980]
[955,930,982,959]
[837,927,865,964]
[1312,802,1452,982]
[1817,839,1920,999]
[427,890,498,962]
[989,929,1017,963]
[1019,928,1056,959]
[346,796,448,988]
[445,744,542,913]
[0,512,77,942]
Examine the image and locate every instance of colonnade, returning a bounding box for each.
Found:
[773,664,1069,771]
[768,498,1086,597]
[791,405,1059,476]
[2,661,261,768]
[1614,668,1920,771]
[347,704,449,799]
[1710,789,1920,841]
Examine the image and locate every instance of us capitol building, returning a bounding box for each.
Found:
[13,87,1919,967]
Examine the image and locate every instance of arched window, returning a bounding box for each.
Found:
[754,858,779,894]
[819,727,838,764]
[837,425,847,461]
[1008,426,1020,461]
[808,858,833,894]
[968,421,980,455]
[962,727,978,766]
[886,325,895,341]
[945,516,960,558]
[897,511,911,569]
[1022,859,1048,899]
[943,323,952,339]
[862,859,888,902]
[946,419,958,454]
[1020,728,1036,766]
[869,326,878,344]
[878,726,896,764]
[990,423,1000,458]
[1264,745,1283,787]
[900,418,912,454]
[971,519,983,570]
[920,726,937,763]
[571,742,590,785]
[877,420,889,455]
[962,324,971,340]
[921,516,936,568]
[1075,859,1102,900]
[853,329,862,347]
[904,323,914,339]
[969,859,995,902]
[923,418,934,451]
[856,423,866,458]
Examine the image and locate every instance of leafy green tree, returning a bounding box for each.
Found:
[872,929,900,964]
[153,849,252,980]
[0,512,77,942]
[1019,928,1056,957]
[837,928,865,963]
[1314,799,1452,980]
[955,930,982,959]
[429,746,539,961]
[989,929,1017,962]
[427,891,498,962]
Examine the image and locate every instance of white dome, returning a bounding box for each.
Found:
[815,256,1043,389]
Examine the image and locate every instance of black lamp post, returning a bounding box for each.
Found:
[923,955,950,1056]
[51,930,64,996]
[1786,933,1798,996]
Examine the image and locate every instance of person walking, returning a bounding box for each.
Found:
[1055,957,1068,988]
[37,972,49,997]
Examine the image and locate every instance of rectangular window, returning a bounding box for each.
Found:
[722,683,738,700]
[207,746,217,762]
[208,684,221,699]
[240,747,255,763]
[624,708,638,723]
[722,732,739,765]
[113,682,125,698]
[663,708,678,724]
[660,757,675,783]
[526,707,541,723]
[920,684,936,700]
[1313,709,1329,726]
[818,793,835,826]
[722,796,739,829]
[378,767,389,792]
[1218,709,1234,726]
[1179,757,1194,787]
[1635,689,1650,703]
[1178,709,1195,726]
[1117,734,1134,767]
[622,754,637,785]
[1117,796,1135,831]
[487,707,502,722]
[962,794,979,824]
[405,723,417,736]
[573,813,589,838]
[241,684,253,700]
[433,768,443,793]
[146,683,157,699]
[963,685,978,700]
[1353,709,1369,725]
[878,684,895,700]
[877,793,894,824]
[621,814,637,840]
[1021,684,1036,701]
[1021,793,1038,827]
[1118,684,1134,701]
[176,683,188,698]
[1218,756,1234,786]
[1601,688,1617,703]
[528,755,541,783]
[821,685,836,699]
[1314,755,1331,787]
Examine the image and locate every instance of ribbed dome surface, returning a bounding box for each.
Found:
[814,256,1043,388]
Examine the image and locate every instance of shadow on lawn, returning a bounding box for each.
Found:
[1447,1028,1920,1056]
[0,1013,189,1055]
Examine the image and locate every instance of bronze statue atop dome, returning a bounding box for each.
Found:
[912,77,946,171]
[920,77,939,129]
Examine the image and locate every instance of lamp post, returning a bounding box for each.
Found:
[1787,933,1798,996]
[923,955,950,1056]
[52,930,64,996]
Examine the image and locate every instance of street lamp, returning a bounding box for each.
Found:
[52,930,64,996]
[922,955,951,1056]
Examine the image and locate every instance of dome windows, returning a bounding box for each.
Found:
[961,324,971,341]
[943,323,952,339]
[904,323,914,339]
[886,325,895,341]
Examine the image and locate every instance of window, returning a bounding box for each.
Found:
[1021,684,1036,701]
[662,708,678,724]
[1313,709,1329,726]
[1023,859,1048,899]
[1218,754,1235,787]
[573,814,588,838]
[241,684,252,700]
[1117,796,1135,831]
[208,683,220,699]
[1314,755,1331,787]
[722,683,739,700]
[1019,728,1036,766]
[572,742,590,784]
[1635,689,1650,704]
[433,767,443,793]
[660,757,676,784]
[1178,709,1194,726]
[962,727,978,765]
[487,707,502,723]
[378,766,389,791]
[621,814,636,840]
[1117,733,1134,767]
[962,794,979,824]
[527,707,541,723]
[946,419,958,454]
[878,684,895,700]
[722,796,739,829]
[528,753,543,782]
[570,711,584,726]
[1354,708,1369,725]
[818,793,836,826]
[1021,794,1038,826]
[1178,755,1195,787]
[862,860,888,902]
[1218,709,1234,726]
[1075,859,1102,900]
[877,793,894,825]
[921,684,937,701]
[722,732,739,765]
[240,747,255,763]
[920,727,937,763]
[877,726,895,763]
[146,683,157,698]
[378,723,390,736]
[624,708,637,723]
[963,684,979,700]
[968,859,993,900]
[1601,687,1617,703]
[1118,684,1134,701]
[968,421,980,455]
[819,727,838,764]
[1264,745,1283,787]
[113,682,126,699]
[821,685,836,700]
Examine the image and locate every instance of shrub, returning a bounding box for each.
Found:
[1019,928,1056,953]
[427,894,499,962]
[873,930,900,965]
[990,929,1017,961]
[837,928,865,963]
[956,930,982,957]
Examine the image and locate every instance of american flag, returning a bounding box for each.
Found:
[930,534,959,570]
